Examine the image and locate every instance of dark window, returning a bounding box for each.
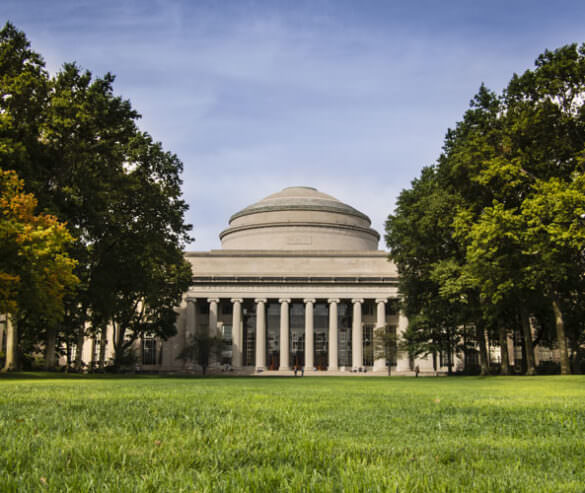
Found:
[363,324,374,366]
[363,301,375,316]
[142,337,157,365]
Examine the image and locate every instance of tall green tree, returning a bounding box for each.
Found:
[387,44,585,375]
[0,170,78,371]
[0,23,193,369]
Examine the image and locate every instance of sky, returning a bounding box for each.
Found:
[3,0,585,251]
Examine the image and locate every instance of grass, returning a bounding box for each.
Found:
[0,375,584,492]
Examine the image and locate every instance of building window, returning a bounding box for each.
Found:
[363,301,375,317]
[337,301,352,367]
[439,348,449,368]
[142,336,157,365]
[363,324,374,366]
[313,302,328,370]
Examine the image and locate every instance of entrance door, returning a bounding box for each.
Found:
[289,301,305,368]
[313,301,329,370]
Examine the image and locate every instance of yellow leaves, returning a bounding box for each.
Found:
[0,168,78,317]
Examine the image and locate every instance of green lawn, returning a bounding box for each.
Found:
[0,375,584,492]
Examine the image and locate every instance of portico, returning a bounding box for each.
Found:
[184,294,406,373]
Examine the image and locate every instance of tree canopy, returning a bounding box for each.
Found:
[0,22,192,371]
[386,43,585,375]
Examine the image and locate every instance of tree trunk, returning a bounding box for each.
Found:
[2,315,17,372]
[89,335,97,373]
[44,326,58,370]
[477,322,490,376]
[498,326,511,375]
[0,319,4,358]
[99,329,107,371]
[64,341,71,373]
[74,323,85,372]
[447,332,453,376]
[551,296,571,375]
[520,307,536,375]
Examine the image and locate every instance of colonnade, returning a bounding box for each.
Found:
[186,296,401,371]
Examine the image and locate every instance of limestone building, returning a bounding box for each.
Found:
[79,186,457,374]
[144,185,420,374]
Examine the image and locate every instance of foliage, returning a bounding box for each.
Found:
[177,333,227,376]
[0,22,193,368]
[0,170,77,321]
[373,324,398,375]
[386,43,585,375]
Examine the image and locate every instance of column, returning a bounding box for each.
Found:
[530,316,540,366]
[374,298,388,372]
[279,298,291,370]
[255,298,267,370]
[231,298,243,368]
[352,299,364,369]
[185,298,196,344]
[396,307,410,372]
[304,298,315,370]
[184,297,197,370]
[208,298,219,337]
[328,299,339,371]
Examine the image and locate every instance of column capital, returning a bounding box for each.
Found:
[230,298,243,304]
[186,297,197,303]
[278,298,291,304]
[303,298,316,304]
[375,298,388,304]
[352,298,364,304]
[254,298,267,304]
[207,298,220,304]
[327,298,340,304]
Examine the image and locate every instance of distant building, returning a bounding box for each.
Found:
[78,187,466,374]
[150,186,423,374]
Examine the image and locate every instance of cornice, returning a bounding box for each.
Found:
[229,204,371,224]
[219,221,380,241]
[185,250,390,258]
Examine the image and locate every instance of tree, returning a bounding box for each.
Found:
[0,170,78,370]
[0,23,193,369]
[178,333,227,376]
[519,177,585,374]
[373,324,399,375]
[386,44,585,376]
[89,132,193,366]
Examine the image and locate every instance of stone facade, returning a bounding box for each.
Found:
[76,186,462,375]
[139,186,453,375]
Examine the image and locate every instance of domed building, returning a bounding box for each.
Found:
[145,186,416,374]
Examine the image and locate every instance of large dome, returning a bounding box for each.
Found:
[219,186,380,251]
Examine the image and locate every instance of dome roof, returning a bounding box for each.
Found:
[229,186,371,223]
[220,186,380,251]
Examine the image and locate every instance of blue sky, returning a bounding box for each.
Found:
[3,0,585,250]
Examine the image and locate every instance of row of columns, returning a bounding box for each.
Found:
[186,297,394,371]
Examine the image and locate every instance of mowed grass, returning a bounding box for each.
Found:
[0,376,584,492]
